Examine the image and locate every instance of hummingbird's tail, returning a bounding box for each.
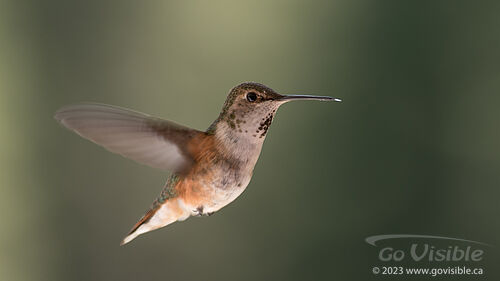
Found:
[120,198,190,245]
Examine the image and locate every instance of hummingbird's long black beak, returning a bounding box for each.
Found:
[278,94,341,102]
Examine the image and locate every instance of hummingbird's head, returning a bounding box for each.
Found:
[209,82,339,141]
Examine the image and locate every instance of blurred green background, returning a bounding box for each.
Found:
[1,1,499,280]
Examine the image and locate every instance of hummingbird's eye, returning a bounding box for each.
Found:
[246,92,258,102]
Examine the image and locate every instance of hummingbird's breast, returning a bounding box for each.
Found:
[194,158,252,214]
[178,132,259,215]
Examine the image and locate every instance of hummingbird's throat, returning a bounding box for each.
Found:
[221,114,274,141]
[255,113,273,138]
[211,100,282,165]
[213,112,276,164]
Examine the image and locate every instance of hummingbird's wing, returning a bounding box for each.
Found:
[54,103,201,173]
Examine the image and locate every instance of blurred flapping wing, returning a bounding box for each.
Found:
[54,103,201,173]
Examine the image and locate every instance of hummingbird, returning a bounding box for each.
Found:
[54,82,341,245]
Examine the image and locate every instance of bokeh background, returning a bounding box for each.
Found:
[1,1,499,280]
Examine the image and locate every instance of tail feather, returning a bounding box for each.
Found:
[120,209,158,245]
[120,199,188,245]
